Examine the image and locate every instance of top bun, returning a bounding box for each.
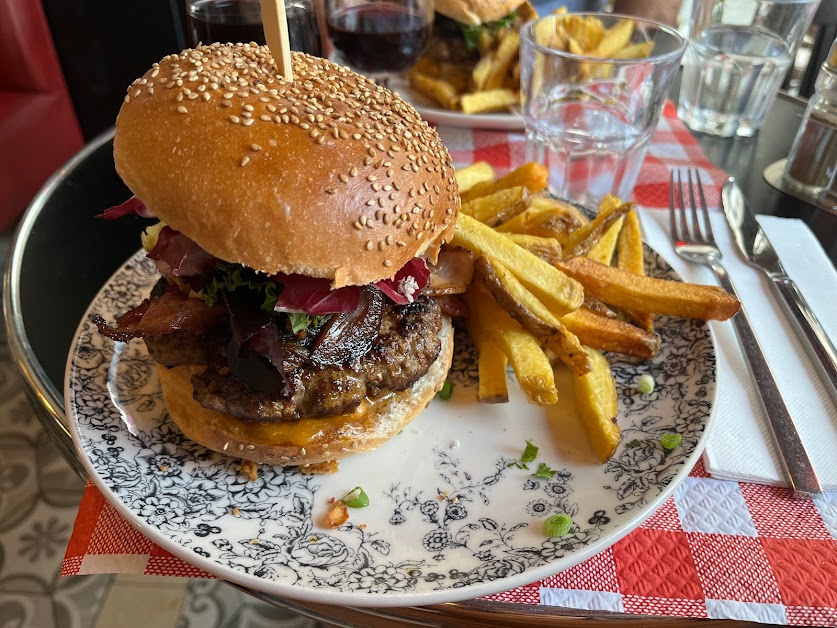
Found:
[114,46,460,287]
[434,0,525,25]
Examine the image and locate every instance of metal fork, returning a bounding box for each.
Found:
[669,169,821,497]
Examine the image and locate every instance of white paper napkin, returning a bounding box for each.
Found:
[637,209,837,490]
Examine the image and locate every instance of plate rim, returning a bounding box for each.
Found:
[392,80,525,131]
[64,247,718,608]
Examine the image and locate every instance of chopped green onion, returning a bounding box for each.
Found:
[341,486,369,508]
[660,433,682,450]
[543,514,572,538]
[521,440,539,463]
[625,439,642,448]
[637,374,655,395]
[436,381,453,400]
[533,462,556,480]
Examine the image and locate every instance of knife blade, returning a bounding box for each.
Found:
[722,178,837,408]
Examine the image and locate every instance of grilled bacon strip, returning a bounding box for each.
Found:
[94,286,225,342]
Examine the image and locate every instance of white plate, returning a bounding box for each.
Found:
[392,79,524,131]
[66,248,716,607]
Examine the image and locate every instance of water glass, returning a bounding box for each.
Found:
[520,14,686,210]
[677,0,819,138]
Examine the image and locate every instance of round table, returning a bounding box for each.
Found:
[5,93,834,627]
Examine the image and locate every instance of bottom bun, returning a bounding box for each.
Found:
[157,316,453,469]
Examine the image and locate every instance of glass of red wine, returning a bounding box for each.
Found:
[325,0,433,87]
[185,0,323,57]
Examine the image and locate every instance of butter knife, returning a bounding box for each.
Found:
[722,179,837,408]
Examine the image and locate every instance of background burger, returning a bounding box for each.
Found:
[96,44,467,473]
[425,0,535,66]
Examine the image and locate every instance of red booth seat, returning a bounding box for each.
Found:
[0,0,83,231]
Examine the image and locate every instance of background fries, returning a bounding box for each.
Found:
[451,161,741,465]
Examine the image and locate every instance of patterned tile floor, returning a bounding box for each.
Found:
[0,235,328,627]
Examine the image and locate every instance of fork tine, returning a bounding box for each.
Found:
[694,170,715,245]
[686,169,704,243]
[676,170,690,241]
[669,170,680,241]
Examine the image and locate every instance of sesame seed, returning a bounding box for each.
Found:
[222,100,232,107]
[365,240,373,250]
[339,174,349,182]
[223,442,229,450]
[229,115,240,123]
[240,156,250,166]
[202,92,210,101]
[250,144,261,151]
[177,105,188,114]
[246,444,255,449]
[243,118,254,126]
[326,188,336,194]
[384,260,393,267]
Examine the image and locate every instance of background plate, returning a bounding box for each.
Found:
[66,247,716,607]
[392,79,525,131]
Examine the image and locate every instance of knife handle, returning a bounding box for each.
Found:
[769,274,837,408]
[709,262,822,496]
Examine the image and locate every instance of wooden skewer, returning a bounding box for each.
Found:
[260,0,293,80]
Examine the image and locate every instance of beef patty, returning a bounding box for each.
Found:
[146,297,443,422]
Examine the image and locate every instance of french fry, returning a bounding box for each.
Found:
[472,54,494,91]
[496,203,583,240]
[562,199,634,257]
[485,32,521,90]
[456,162,495,193]
[461,163,549,202]
[475,257,592,376]
[617,210,654,332]
[409,73,459,110]
[479,342,510,403]
[614,41,654,59]
[453,213,584,316]
[460,89,518,114]
[462,186,531,227]
[591,18,635,58]
[572,346,620,463]
[564,14,605,51]
[587,216,624,265]
[561,308,660,358]
[556,257,742,320]
[502,233,563,265]
[465,284,558,405]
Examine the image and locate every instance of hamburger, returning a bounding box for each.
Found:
[96,45,465,473]
[426,0,534,65]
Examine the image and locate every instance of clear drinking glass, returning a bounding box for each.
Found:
[677,0,819,138]
[520,14,686,210]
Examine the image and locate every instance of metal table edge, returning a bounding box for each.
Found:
[3,127,116,477]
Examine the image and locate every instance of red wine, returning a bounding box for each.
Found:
[327,4,431,74]
[186,0,323,56]
[187,1,265,46]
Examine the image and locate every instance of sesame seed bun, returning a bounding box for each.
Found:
[114,45,460,287]
[434,0,526,25]
[156,316,453,470]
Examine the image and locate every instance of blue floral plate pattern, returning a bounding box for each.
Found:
[66,247,716,607]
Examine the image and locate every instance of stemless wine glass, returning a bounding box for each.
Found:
[325,0,433,86]
[184,0,323,56]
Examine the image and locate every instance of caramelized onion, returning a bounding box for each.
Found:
[310,287,383,365]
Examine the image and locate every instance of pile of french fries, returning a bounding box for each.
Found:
[452,162,740,462]
[410,2,538,115]
[409,9,654,115]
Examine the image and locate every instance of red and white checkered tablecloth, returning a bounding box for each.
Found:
[62,102,837,626]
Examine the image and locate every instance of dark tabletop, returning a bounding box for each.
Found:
[10,92,837,406]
